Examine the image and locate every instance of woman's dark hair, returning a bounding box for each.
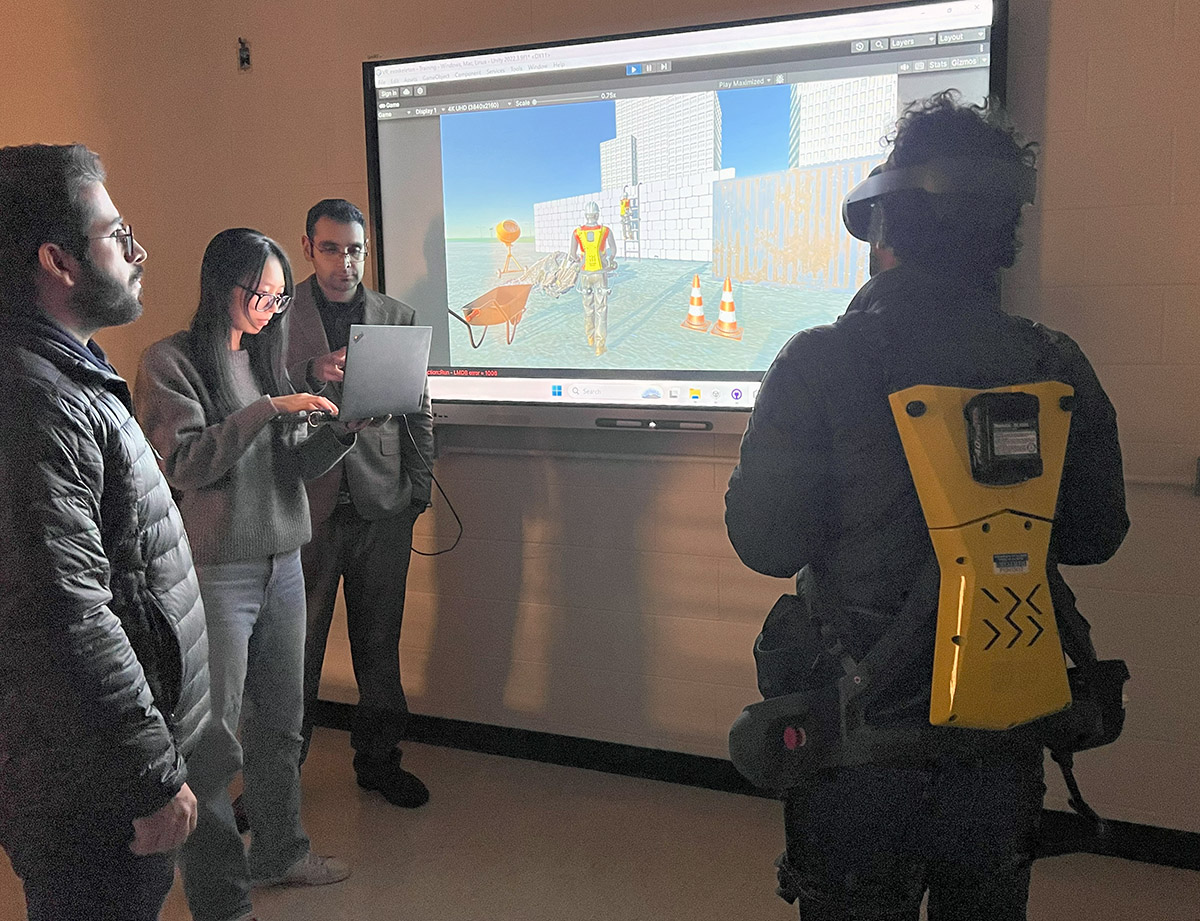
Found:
[188,228,294,419]
[876,91,1038,278]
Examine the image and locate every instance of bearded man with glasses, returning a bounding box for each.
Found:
[0,143,210,920]
[286,198,435,810]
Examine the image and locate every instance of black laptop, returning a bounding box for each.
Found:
[338,324,432,420]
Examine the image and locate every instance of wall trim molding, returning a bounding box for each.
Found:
[311,701,1199,872]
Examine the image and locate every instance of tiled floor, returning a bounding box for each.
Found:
[3,729,1199,920]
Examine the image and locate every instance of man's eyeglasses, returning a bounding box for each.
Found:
[89,224,137,260]
[314,242,369,263]
[236,284,292,314]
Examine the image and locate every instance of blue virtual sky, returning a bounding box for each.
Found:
[440,84,792,239]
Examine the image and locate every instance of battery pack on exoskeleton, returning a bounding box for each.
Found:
[890,381,1076,730]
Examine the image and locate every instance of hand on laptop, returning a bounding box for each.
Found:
[342,414,392,433]
[271,393,339,416]
[310,347,348,383]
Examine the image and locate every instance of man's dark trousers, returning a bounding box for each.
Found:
[7,819,175,921]
[780,744,1045,920]
[301,501,417,760]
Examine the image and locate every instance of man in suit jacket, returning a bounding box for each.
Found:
[287,198,435,808]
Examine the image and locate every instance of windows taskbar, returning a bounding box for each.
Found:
[428,374,761,408]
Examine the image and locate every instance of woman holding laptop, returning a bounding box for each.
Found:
[135,228,366,921]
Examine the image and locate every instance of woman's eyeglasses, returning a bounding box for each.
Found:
[237,284,292,314]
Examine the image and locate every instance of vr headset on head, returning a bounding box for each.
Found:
[841,157,1038,241]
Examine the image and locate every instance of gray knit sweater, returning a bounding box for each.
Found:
[135,331,353,565]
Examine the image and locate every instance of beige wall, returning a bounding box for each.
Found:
[3,0,1197,832]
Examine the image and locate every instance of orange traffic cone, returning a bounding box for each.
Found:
[681,274,711,332]
[711,277,743,340]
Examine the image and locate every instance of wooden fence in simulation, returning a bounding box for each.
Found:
[712,156,876,290]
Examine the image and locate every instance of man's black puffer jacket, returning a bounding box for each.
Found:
[0,313,210,855]
[726,264,1128,673]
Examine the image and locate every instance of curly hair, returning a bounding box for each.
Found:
[875,91,1038,278]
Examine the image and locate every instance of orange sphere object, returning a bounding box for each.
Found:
[496,220,521,245]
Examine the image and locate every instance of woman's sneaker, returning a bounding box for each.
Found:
[255,852,351,887]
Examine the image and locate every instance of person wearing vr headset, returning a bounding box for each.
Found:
[725,92,1128,920]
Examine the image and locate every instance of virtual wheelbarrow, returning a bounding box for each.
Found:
[448,284,534,348]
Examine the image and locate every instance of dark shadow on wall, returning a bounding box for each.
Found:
[398,215,452,364]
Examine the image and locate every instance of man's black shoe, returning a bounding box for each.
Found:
[354,750,430,808]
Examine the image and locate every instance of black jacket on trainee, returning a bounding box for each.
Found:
[0,313,210,857]
[726,264,1129,678]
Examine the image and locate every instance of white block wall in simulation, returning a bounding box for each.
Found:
[533,168,735,261]
[614,94,722,186]
[789,74,898,168]
[600,134,637,191]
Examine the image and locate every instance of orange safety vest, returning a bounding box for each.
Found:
[574,225,609,272]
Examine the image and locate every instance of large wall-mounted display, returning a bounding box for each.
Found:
[364,0,1007,430]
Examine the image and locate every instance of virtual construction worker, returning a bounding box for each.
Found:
[571,201,616,356]
[620,187,633,239]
